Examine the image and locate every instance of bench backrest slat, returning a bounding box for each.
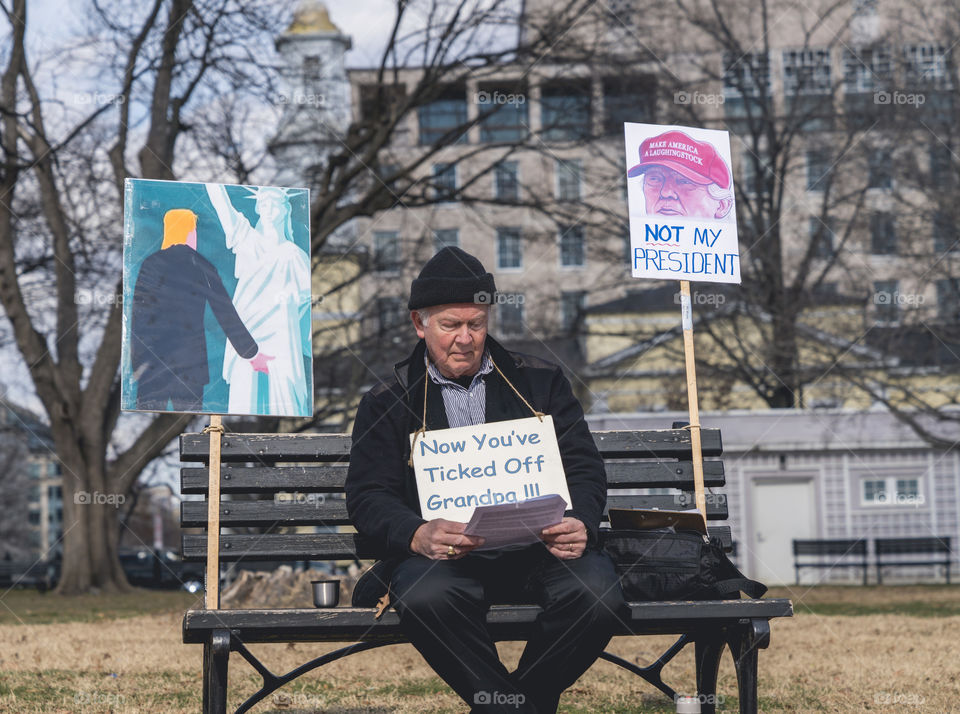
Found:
[875,537,951,555]
[179,429,723,463]
[792,539,867,556]
[180,493,729,529]
[180,459,726,494]
[182,527,735,561]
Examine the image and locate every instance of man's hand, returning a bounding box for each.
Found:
[410,519,485,560]
[249,351,275,374]
[540,517,587,560]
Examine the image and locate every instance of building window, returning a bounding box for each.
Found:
[783,48,833,129]
[842,45,893,127]
[867,148,892,189]
[498,299,524,335]
[497,227,522,269]
[556,159,582,201]
[360,83,407,123]
[28,511,40,526]
[303,56,321,82]
[806,149,831,191]
[937,278,960,323]
[541,81,591,141]
[373,231,401,273]
[933,211,955,253]
[495,161,519,202]
[478,83,529,142]
[869,212,896,254]
[377,297,406,334]
[723,51,771,132]
[559,226,585,267]
[433,229,459,251]
[903,44,951,88]
[862,476,922,506]
[842,46,892,94]
[603,75,655,135]
[929,142,953,186]
[808,217,835,259]
[418,84,467,145]
[432,163,457,201]
[873,279,899,323]
[561,291,586,331]
[783,48,832,95]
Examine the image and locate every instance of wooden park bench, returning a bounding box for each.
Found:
[875,536,952,584]
[179,427,793,714]
[792,539,869,585]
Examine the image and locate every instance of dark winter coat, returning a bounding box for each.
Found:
[345,335,607,559]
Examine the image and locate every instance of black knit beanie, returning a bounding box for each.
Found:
[408,246,497,310]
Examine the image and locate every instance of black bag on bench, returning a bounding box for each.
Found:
[601,529,767,601]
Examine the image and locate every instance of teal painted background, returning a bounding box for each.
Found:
[121,178,311,416]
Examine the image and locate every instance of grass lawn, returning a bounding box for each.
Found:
[0,585,954,712]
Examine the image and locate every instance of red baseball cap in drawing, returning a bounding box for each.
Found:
[627,130,731,189]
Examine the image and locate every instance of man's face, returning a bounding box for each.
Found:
[412,304,489,378]
[642,165,726,219]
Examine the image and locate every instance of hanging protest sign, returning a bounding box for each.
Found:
[410,416,572,523]
[121,178,313,417]
[624,122,741,284]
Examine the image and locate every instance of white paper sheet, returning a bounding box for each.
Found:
[463,494,567,551]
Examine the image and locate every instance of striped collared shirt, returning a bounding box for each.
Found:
[425,350,494,427]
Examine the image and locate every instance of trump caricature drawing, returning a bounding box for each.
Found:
[627,129,735,222]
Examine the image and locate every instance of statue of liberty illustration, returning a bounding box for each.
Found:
[206,184,311,416]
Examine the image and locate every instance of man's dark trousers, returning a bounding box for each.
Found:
[391,544,624,713]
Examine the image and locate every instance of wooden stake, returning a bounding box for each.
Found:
[204,415,223,609]
[679,281,707,525]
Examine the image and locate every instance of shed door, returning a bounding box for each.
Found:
[751,479,816,585]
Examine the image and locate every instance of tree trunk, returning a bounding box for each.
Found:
[53,432,133,595]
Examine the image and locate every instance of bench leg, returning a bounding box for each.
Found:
[694,635,724,714]
[203,629,231,714]
[726,619,770,714]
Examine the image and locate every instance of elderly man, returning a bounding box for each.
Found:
[345,247,623,713]
[628,129,735,221]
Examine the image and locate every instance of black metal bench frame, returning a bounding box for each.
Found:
[875,537,952,584]
[180,428,792,714]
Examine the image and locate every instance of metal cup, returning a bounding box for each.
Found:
[311,579,340,608]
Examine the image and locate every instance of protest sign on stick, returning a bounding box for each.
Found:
[624,123,742,522]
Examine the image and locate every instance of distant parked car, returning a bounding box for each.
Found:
[119,547,203,592]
